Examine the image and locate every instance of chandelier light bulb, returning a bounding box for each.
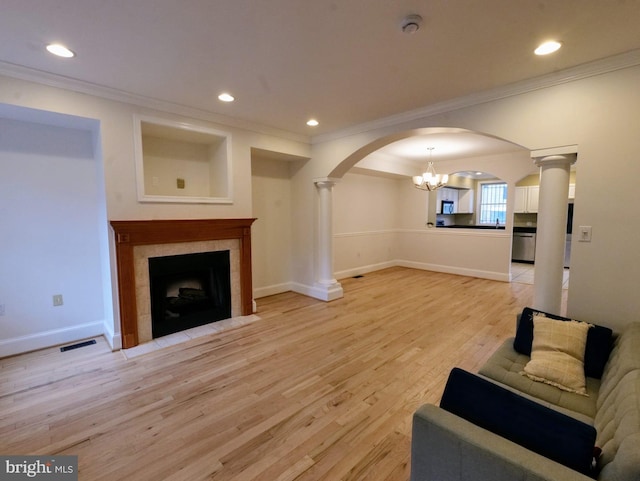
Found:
[412,147,448,191]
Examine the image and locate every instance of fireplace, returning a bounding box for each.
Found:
[110,219,256,349]
[149,250,231,338]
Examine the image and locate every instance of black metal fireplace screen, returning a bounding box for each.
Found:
[148,250,231,338]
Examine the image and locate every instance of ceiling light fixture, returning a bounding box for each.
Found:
[534,40,562,56]
[46,43,75,58]
[306,119,319,127]
[218,93,235,102]
[412,147,448,191]
[400,14,423,34]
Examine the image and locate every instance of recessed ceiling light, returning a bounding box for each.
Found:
[218,93,235,102]
[534,40,562,56]
[46,43,75,58]
[306,119,319,127]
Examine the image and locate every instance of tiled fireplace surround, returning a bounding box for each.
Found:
[110,219,256,349]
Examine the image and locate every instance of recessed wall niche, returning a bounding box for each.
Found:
[134,115,232,203]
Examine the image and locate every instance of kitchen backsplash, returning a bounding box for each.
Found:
[513,212,538,227]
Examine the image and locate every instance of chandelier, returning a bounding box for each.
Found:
[412,147,448,191]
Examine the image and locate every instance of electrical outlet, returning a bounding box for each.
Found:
[53,294,64,306]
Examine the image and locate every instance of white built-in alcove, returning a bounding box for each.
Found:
[133,115,233,204]
[0,103,111,357]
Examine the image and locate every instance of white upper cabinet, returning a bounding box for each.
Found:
[457,189,474,214]
[514,186,527,213]
[527,186,539,213]
[514,186,539,213]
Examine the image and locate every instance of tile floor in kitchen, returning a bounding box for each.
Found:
[511,262,570,289]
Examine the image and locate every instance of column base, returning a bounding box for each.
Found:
[310,280,344,302]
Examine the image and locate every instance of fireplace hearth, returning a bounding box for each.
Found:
[149,250,231,338]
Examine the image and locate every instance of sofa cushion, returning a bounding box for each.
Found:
[514,307,613,379]
[522,316,590,395]
[440,368,597,476]
[480,338,599,418]
[597,323,640,407]
[594,369,640,481]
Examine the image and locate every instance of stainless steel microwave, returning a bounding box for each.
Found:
[441,200,454,214]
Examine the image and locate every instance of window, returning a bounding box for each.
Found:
[479,182,507,225]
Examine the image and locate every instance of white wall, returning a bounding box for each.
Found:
[333,164,520,283]
[0,74,310,222]
[142,136,211,197]
[333,172,400,278]
[0,116,106,356]
[251,155,298,298]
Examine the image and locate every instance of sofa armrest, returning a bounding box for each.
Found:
[411,404,594,481]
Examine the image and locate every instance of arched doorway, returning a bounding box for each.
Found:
[317,128,535,298]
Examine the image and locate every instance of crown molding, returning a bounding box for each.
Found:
[0,60,310,144]
[312,48,640,144]
[3,48,639,147]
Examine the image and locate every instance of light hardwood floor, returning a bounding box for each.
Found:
[0,267,546,480]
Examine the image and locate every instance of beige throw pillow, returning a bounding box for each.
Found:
[522,315,590,395]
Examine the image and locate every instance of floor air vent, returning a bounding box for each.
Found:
[352,275,364,278]
[60,339,97,352]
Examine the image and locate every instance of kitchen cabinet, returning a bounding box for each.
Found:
[514,187,527,213]
[457,189,474,214]
[527,186,539,213]
[514,186,539,213]
[436,188,458,213]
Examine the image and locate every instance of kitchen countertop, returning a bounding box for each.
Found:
[437,225,506,230]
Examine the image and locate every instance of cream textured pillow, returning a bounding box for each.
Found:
[522,315,590,395]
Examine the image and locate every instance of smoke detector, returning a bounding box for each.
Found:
[401,14,423,34]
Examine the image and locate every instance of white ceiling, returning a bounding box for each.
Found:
[378,132,524,161]
[1,0,640,141]
[356,130,529,178]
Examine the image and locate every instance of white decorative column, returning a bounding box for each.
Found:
[532,153,576,314]
[313,178,344,301]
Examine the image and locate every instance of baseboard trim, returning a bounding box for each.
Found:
[255,280,346,302]
[335,261,396,280]
[291,282,344,301]
[102,319,121,351]
[0,321,105,358]
[253,261,510,305]
[254,282,295,299]
[397,260,510,282]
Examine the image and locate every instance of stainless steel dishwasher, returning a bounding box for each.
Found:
[512,232,536,262]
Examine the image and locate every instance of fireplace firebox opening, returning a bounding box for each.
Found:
[148,250,231,338]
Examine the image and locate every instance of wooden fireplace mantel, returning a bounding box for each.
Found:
[110,218,256,349]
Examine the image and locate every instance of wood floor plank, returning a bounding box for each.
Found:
[0,267,547,480]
